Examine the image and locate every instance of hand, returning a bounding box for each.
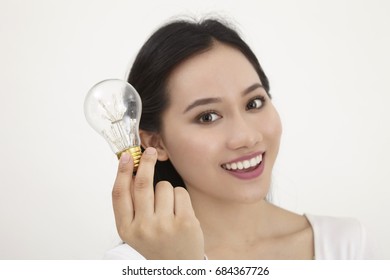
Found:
[112,147,204,260]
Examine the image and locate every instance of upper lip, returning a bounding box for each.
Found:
[221,151,264,165]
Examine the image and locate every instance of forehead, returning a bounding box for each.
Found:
[165,42,261,107]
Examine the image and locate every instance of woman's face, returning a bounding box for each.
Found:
[159,42,282,204]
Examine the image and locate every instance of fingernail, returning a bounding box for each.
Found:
[144,147,156,155]
[120,152,131,164]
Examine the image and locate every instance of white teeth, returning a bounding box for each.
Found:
[250,158,257,166]
[222,154,263,171]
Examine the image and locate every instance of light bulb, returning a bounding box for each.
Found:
[84,79,142,169]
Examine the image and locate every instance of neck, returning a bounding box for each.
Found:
[189,190,278,252]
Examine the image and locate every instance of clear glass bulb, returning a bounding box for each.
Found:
[84,79,142,169]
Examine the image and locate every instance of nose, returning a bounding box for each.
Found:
[225,114,263,150]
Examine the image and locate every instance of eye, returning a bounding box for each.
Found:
[246,97,265,110]
[197,111,222,123]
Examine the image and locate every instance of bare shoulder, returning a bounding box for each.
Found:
[266,203,311,233]
[265,204,314,259]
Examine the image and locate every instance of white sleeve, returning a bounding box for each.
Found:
[359,221,379,259]
[306,214,378,259]
[103,243,146,260]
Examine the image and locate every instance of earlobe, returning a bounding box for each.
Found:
[139,130,169,161]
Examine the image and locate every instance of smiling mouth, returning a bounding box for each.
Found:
[221,153,263,172]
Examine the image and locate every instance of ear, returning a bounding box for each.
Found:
[139,130,169,161]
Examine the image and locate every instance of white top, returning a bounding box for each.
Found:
[103,214,375,260]
[305,214,374,259]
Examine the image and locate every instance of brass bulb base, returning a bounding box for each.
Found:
[116,146,142,170]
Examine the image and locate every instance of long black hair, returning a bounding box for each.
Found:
[127,17,270,187]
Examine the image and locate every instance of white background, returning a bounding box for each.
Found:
[0,0,389,259]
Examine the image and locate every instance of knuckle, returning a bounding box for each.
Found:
[132,218,175,241]
[118,162,131,174]
[180,218,199,230]
[134,176,150,190]
[133,221,154,240]
[174,186,187,194]
[140,153,157,164]
[174,186,190,199]
[112,183,123,199]
[155,181,173,192]
[156,220,172,233]
[156,180,172,187]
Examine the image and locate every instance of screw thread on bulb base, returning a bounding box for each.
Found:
[116,146,142,171]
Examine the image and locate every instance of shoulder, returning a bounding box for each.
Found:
[305,214,373,259]
[103,243,146,260]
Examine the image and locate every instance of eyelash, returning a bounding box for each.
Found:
[196,96,266,124]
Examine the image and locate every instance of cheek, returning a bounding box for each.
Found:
[263,110,283,157]
[161,127,220,182]
[262,107,282,139]
[163,129,211,166]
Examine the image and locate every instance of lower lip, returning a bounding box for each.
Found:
[223,155,265,180]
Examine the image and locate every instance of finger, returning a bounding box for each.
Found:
[112,153,135,228]
[173,187,196,217]
[133,147,157,219]
[154,181,174,216]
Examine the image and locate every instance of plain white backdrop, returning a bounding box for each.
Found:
[0,0,389,259]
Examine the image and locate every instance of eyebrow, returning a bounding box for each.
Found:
[243,83,264,95]
[183,83,264,113]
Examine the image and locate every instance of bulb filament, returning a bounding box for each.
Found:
[98,99,138,152]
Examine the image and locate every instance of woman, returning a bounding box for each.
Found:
[104,18,372,260]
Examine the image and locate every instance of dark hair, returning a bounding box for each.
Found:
[127,17,270,187]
